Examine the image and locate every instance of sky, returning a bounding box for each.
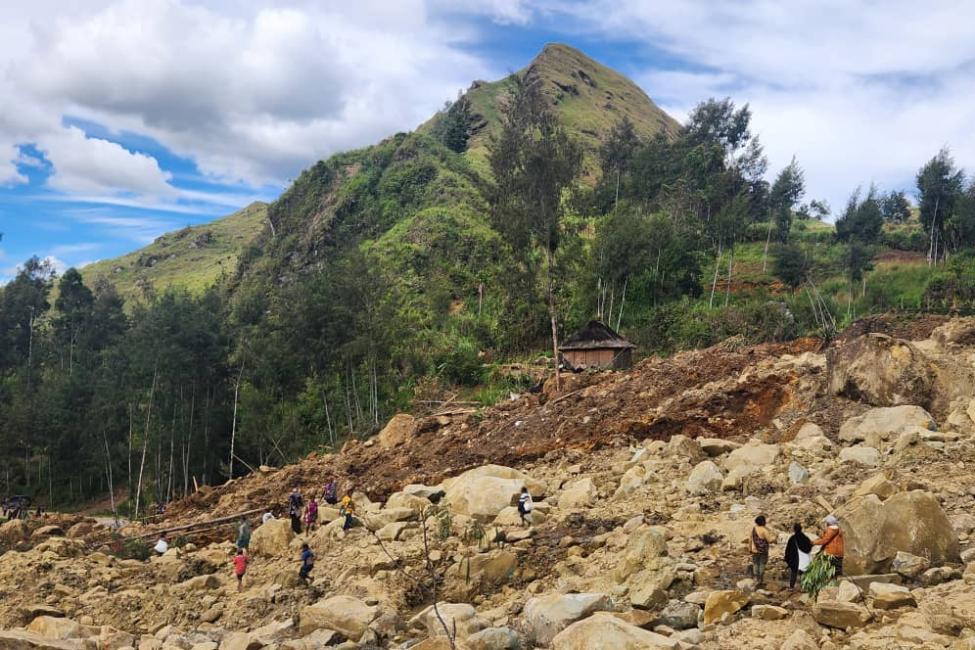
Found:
[2,0,975,281]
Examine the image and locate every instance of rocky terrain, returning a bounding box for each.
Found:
[4,316,975,649]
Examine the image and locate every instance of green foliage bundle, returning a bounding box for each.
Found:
[800,552,837,597]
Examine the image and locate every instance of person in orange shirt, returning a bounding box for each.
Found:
[233,548,248,592]
[812,515,845,576]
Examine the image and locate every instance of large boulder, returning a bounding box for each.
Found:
[249,518,294,557]
[839,445,881,467]
[0,631,82,649]
[827,334,935,408]
[410,603,489,641]
[523,593,613,645]
[26,617,79,640]
[839,405,937,448]
[686,461,723,495]
[377,413,416,449]
[837,490,959,575]
[722,441,779,473]
[442,465,543,522]
[0,518,28,544]
[465,626,521,650]
[299,595,378,637]
[446,550,517,595]
[702,590,749,625]
[812,601,871,628]
[559,478,597,509]
[552,612,678,650]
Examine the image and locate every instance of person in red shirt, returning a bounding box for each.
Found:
[233,548,248,592]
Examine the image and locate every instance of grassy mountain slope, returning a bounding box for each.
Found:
[81,202,267,305]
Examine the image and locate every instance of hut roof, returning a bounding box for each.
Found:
[559,320,636,351]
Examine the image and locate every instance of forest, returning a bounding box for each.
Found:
[3,71,975,514]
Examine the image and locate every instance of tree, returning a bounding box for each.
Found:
[600,116,640,210]
[916,147,964,265]
[54,268,95,373]
[769,158,805,243]
[835,186,884,244]
[434,96,473,154]
[489,73,582,389]
[772,243,811,291]
[881,190,911,223]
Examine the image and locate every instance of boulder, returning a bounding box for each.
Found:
[868,582,916,609]
[26,617,80,640]
[751,605,788,620]
[377,413,416,449]
[839,405,937,448]
[891,551,930,579]
[852,473,897,500]
[722,441,780,473]
[66,521,95,539]
[812,601,871,628]
[839,446,881,467]
[410,603,488,641]
[299,595,378,638]
[781,629,818,650]
[614,465,648,497]
[446,550,517,593]
[465,626,521,650]
[827,334,935,408]
[523,592,613,645]
[385,491,431,512]
[836,580,861,603]
[30,525,64,540]
[376,521,414,541]
[702,590,748,625]
[697,438,739,457]
[0,518,29,544]
[559,478,597,509]
[443,466,541,522]
[792,423,833,453]
[249,518,294,557]
[614,526,668,583]
[664,435,704,461]
[686,460,723,495]
[0,631,82,649]
[788,461,809,485]
[654,601,700,630]
[220,632,262,650]
[551,612,678,650]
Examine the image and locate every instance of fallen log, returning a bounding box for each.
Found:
[136,506,266,540]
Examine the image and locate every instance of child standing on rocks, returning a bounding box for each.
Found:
[517,487,533,526]
[233,548,248,592]
[299,543,315,585]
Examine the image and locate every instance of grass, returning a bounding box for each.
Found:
[79,202,267,308]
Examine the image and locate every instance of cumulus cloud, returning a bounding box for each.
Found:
[541,0,975,210]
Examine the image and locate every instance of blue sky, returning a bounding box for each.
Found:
[3,1,975,281]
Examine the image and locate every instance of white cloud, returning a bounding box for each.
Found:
[549,0,975,211]
[0,143,27,186]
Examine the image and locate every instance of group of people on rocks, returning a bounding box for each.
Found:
[223,477,357,590]
[749,514,844,588]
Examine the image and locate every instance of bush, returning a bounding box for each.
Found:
[800,552,837,597]
[116,536,151,561]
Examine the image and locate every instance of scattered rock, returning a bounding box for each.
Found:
[249,518,294,557]
[839,445,881,467]
[686,460,723,495]
[559,478,598,509]
[702,590,748,625]
[812,601,871,628]
[522,593,612,645]
[891,551,930,579]
[299,595,378,638]
[828,334,935,408]
[788,461,809,485]
[551,612,678,650]
[868,582,916,609]
[751,604,788,620]
[377,413,417,449]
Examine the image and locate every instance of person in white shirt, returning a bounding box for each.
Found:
[262,511,274,524]
[517,487,533,526]
[153,535,169,555]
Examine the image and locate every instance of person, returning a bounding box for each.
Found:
[813,515,845,576]
[288,488,304,534]
[517,487,533,526]
[322,479,338,505]
[784,522,813,589]
[750,515,773,586]
[339,493,356,531]
[262,510,275,525]
[236,518,252,551]
[233,548,248,592]
[305,497,319,532]
[298,543,315,584]
[153,535,169,556]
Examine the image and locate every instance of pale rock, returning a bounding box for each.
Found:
[685,461,723,495]
[299,595,378,638]
[0,519,30,544]
[376,521,415,541]
[551,612,679,650]
[522,592,613,645]
[839,445,881,467]
[179,575,220,591]
[890,551,930,579]
[722,441,780,473]
[828,334,935,408]
[894,429,920,452]
[664,435,704,461]
[443,466,541,522]
[721,465,759,491]
[812,601,871,628]
[446,550,517,592]
[751,604,788,620]
[0,630,85,649]
[697,438,739,457]
[852,473,897,500]
[788,461,809,485]
[559,478,598,509]
[836,580,861,603]
[218,632,262,650]
[249,519,294,557]
[702,590,748,625]
[30,525,65,540]
[781,629,818,650]
[614,465,648,498]
[402,484,446,500]
[868,582,916,609]
[838,405,937,447]
[655,601,700,630]
[377,413,416,449]
[921,566,962,586]
[27,617,80,640]
[410,603,488,641]
[464,626,521,650]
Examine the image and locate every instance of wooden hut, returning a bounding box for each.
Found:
[559,320,636,370]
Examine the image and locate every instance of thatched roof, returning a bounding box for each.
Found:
[559,320,635,351]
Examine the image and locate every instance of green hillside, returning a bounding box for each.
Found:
[80,202,267,306]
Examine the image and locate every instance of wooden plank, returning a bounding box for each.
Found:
[136,506,266,540]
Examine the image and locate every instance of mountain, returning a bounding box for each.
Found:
[80,201,267,305]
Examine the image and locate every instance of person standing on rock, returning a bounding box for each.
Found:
[322,479,338,505]
[298,543,315,585]
[153,534,169,556]
[339,493,356,531]
[517,487,534,526]
[304,497,319,532]
[750,515,773,586]
[812,515,845,576]
[233,548,248,592]
[288,488,304,534]
[236,518,251,551]
[784,522,813,590]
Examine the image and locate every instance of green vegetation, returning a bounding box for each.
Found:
[4,44,975,511]
[80,202,267,308]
